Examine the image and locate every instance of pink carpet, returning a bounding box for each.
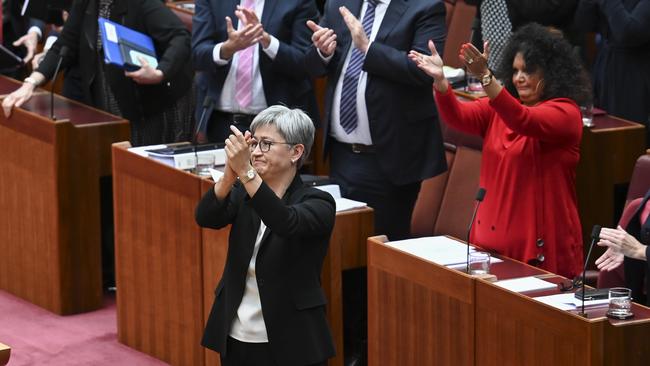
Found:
[0,290,168,366]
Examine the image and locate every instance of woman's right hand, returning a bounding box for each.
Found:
[409,40,444,81]
[2,82,37,118]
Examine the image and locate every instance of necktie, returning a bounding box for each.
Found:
[235,0,256,109]
[480,0,512,71]
[339,0,378,134]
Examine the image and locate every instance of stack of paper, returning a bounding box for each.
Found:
[494,276,556,293]
[385,236,502,267]
[533,293,610,311]
[314,184,367,212]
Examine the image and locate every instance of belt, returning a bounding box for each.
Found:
[336,140,376,154]
[215,111,257,127]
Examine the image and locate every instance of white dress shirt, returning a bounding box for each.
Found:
[326,0,391,145]
[229,220,269,342]
[212,0,280,115]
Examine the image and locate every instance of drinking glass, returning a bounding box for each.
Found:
[469,251,491,275]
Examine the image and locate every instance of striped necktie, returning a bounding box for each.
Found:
[339,0,378,134]
[235,0,256,109]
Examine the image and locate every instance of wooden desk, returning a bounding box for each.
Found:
[166,1,194,31]
[112,143,373,366]
[0,343,10,366]
[368,236,650,366]
[0,76,129,315]
[577,115,645,261]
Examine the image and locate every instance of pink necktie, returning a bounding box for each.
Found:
[235,0,255,109]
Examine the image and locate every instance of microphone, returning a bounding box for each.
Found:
[50,45,69,121]
[580,225,602,317]
[466,187,486,274]
[193,96,214,166]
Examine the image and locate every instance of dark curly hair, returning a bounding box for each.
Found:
[496,23,592,106]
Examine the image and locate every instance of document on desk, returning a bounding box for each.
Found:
[314,184,367,212]
[384,236,499,267]
[533,293,610,311]
[494,276,556,293]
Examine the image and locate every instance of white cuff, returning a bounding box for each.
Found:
[317,48,334,64]
[212,43,229,66]
[44,36,58,51]
[262,35,280,60]
[28,26,43,40]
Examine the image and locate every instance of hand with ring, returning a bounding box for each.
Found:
[458,42,489,77]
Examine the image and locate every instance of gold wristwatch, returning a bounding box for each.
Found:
[241,166,256,184]
[480,70,493,87]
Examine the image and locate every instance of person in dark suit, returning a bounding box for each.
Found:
[2,0,46,73]
[192,0,320,143]
[305,1,447,364]
[1,0,194,146]
[195,105,336,366]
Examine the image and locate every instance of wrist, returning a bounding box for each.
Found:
[261,32,271,49]
[220,42,234,60]
[239,165,256,184]
[638,245,647,261]
[23,77,39,88]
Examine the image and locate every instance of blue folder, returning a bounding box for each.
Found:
[98,17,158,71]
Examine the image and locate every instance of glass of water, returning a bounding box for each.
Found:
[580,104,594,127]
[607,287,634,320]
[195,154,215,177]
[469,251,491,275]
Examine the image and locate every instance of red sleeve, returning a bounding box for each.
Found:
[489,88,583,146]
[433,86,492,137]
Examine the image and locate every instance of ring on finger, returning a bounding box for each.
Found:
[467,58,474,64]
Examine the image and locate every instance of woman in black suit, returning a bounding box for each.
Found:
[195,105,336,366]
[2,0,193,146]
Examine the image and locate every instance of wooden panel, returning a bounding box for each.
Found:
[368,238,474,366]
[113,144,205,366]
[476,281,602,366]
[0,343,9,366]
[0,76,128,315]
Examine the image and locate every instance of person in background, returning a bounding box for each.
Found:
[596,189,650,305]
[2,0,47,75]
[2,0,194,146]
[196,105,335,366]
[192,0,319,143]
[410,23,592,278]
[573,0,650,146]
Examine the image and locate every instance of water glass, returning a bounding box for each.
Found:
[469,251,491,275]
[607,287,634,319]
[580,104,594,127]
[195,154,215,177]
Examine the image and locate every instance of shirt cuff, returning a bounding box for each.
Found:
[316,48,334,64]
[28,26,42,40]
[44,36,58,51]
[212,43,229,66]
[262,35,279,60]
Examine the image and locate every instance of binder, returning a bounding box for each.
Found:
[98,17,158,71]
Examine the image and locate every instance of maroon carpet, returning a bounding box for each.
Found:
[0,290,168,365]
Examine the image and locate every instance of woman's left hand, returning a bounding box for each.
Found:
[595,247,624,271]
[598,226,647,261]
[459,42,489,77]
[124,57,164,85]
[224,125,253,178]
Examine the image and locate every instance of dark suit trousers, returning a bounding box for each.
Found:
[329,139,421,362]
[220,337,327,366]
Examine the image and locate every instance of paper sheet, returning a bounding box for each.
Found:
[533,293,610,311]
[494,276,557,293]
[385,236,502,267]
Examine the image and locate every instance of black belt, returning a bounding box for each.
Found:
[335,140,376,154]
[215,111,257,127]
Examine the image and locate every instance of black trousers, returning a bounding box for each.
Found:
[329,139,422,364]
[220,337,327,366]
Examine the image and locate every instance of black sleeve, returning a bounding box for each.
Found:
[195,184,244,229]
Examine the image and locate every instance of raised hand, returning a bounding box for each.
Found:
[459,41,489,77]
[220,16,264,60]
[306,20,337,57]
[339,6,369,53]
[224,125,253,178]
[409,40,444,81]
[236,6,271,48]
[595,247,624,272]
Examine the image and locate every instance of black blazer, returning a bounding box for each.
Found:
[305,0,448,185]
[195,175,336,366]
[191,0,320,125]
[37,0,192,125]
[3,0,45,59]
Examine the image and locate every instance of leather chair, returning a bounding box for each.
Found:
[597,153,650,288]
[442,0,477,69]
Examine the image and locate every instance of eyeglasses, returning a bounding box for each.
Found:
[250,139,296,153]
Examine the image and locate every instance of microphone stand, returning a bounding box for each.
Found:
[466,188,486,274]
[50,46,69,121]
[580,225,601,317]
[193,96,214,171]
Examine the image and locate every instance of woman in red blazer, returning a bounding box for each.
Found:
[410,23,592,278]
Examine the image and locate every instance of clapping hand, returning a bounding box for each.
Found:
[306,20,337,57]
[409,40,444,81]
[235,6,271,48]
[339,6,369,53]
[224,125,254,179]
[220,14,264,60]
[459,41,489,77]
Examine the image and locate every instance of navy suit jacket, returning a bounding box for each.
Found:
[195,175,336,365]
[192,0,320,125]
[305,0,448,185]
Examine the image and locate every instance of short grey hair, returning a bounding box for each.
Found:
[250,105,315,167]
